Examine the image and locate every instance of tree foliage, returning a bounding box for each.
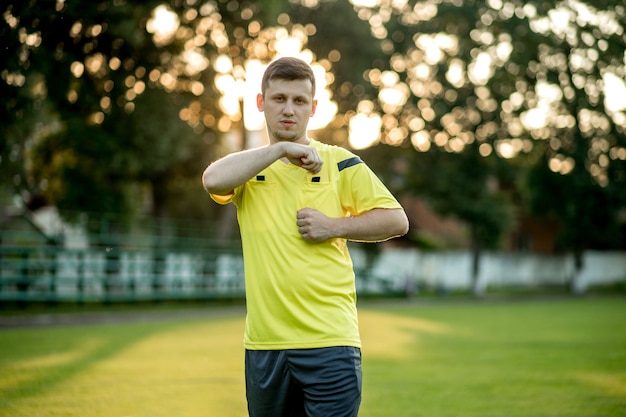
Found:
[1,0,196,224]
[1,0,385,230]
[350,0,626,253]
[1,0,625,254]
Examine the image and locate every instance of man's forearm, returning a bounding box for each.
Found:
[202,145,283,195]
[203,141,323,195]
[297,207,409,243]
[336,208,409,242]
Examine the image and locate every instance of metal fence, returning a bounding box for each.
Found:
[6,210,622,303]
[0,210,251,303]
[0,241,406,304]
[0,241,248,303]
[1,207,413,303]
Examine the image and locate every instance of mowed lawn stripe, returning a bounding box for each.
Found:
[0,297,624,417]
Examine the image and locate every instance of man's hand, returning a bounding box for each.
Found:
[296,208,335,242]
[297,208,409,243]
[281,142,323,174]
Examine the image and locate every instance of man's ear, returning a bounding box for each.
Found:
[256,93,264,111]
[310,99,318,117]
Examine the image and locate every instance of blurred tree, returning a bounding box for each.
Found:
[348,0,626,290]
[3,0,624,270]
[0,0,384,241]
[347,0,526,294]
[517,0,626,277]
[0,0,207,230]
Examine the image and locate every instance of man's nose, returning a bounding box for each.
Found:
[283,100,294,115]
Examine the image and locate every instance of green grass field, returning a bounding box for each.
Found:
[1,297,625,417]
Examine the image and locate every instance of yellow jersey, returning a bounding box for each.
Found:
[211,139,402,349]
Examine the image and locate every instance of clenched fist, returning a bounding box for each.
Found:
[296,208,336,242]
[280,142,323,174]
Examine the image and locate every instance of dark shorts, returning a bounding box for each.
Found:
[245,346,362,417]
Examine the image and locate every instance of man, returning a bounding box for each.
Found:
[202,57,409,417]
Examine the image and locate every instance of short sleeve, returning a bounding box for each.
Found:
[210,183,243,206]
[336,153,402,216]
[210,193,233,205]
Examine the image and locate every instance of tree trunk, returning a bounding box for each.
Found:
[570,249,586,294]
[470,236,484,297]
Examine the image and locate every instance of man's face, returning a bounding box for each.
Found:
[257,78,317,144]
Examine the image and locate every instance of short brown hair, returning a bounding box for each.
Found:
[261,57,316,97]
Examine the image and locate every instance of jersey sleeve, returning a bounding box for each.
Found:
[336,150,402,216]
[209,184,243,206]
[210,193,233,205]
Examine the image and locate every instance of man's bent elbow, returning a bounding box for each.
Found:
[202,167,227,195]
[202,168,213,193]
[394,209,410,237]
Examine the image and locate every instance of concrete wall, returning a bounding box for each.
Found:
[357,248,626,294]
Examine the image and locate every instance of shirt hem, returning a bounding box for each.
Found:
[244,339,361,350]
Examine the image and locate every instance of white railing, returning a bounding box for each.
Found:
[2,247,624,301]
[360,248,626,294]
